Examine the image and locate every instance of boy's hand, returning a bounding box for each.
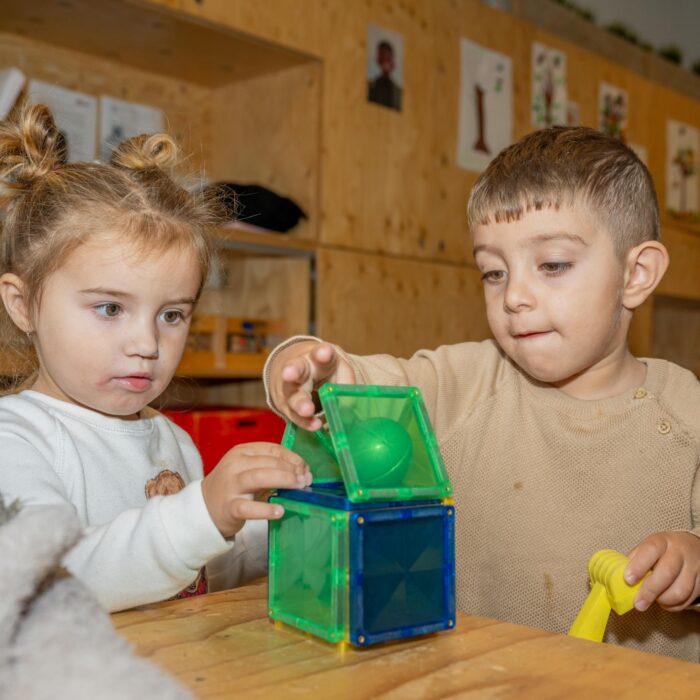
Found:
[269,341,355,431]
[624,531,700,612]
[201,442,311,538]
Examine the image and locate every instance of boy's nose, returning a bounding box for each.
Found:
[124,320,159,359]
[503,276,536,313]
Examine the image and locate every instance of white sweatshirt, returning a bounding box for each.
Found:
[0,390,267,611]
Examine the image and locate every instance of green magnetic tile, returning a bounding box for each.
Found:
[268,497,348,642]
[281,422,343,483]
[319,384,452,503]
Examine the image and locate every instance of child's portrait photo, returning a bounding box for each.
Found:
[366,23,404,112]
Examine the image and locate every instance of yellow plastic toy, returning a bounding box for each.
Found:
[568,549,645,642]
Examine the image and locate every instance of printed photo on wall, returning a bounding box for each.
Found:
[457,38,512,172]
[598,82,628,141]
[666,119,699,219]
[531,42,567,128]
[366,23,404,112]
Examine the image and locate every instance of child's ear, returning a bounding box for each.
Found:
[0,273,33,333]
[622,241,670,310]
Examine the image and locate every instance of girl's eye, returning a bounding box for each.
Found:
[160,309,184,324]
[540,262,573,275]
[95,303,121,318]
[481,270,506,283]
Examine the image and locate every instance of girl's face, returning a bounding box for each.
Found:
[30,233,202,419]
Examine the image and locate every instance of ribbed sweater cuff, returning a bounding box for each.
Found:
[158,480,232,570]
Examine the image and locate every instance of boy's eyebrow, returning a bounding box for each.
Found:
[79,288,197,304]
[525,233,589,247]
[473,232,588,255]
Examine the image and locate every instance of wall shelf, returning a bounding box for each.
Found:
[0,0,315,87]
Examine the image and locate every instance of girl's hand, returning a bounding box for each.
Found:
[624,531,700,612]
[201,442,311,538]
[269,341,355,431]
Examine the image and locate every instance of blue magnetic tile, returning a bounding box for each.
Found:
[348,505,455,645]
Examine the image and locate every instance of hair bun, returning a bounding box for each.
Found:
[110,133,179,174]
[0,103,65,204]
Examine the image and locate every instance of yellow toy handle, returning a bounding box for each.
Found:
[568,549,644,643]
[568,582,611,642]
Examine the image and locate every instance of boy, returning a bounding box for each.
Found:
[264,127,700,661]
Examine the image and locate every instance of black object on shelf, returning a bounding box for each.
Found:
[210,182,307,233]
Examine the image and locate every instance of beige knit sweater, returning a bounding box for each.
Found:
[265,338,700,661]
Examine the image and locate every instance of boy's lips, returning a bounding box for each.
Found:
[513,330,552,339]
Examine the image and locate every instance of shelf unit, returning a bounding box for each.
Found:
[0,0,320,383]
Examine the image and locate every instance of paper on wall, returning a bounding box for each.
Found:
[531,42,567,128]
[457,38,513,172]
[27,80,97,162]
[99,96,164,162]
[666,119,699,215]
[0,67,26,120]
[598,82,628,141]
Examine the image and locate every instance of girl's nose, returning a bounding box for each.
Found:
[124,320,159,359]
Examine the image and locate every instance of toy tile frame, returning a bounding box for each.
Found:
[268,497,349,642]
[281,422,343,483]
[347,504,456,646]
[319,383,452,503]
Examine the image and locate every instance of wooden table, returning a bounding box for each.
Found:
[113,580,700,699]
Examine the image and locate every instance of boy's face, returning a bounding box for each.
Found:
[472,204,628,386]
[30,233,201,419]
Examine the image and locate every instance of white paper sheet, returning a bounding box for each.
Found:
[666,119,699,215]
[27,80,97,162]
[457,38,513,172]
[99,95,164,162]
[531,42,567,128]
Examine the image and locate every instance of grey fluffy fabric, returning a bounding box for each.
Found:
[0,498,192,700]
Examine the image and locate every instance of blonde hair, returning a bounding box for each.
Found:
[0,103,220,387]
[467,126,660,256]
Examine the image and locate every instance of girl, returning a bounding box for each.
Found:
[0,104,310,612]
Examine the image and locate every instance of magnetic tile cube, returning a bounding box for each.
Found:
[268,485,455,646]
[271,384,455,647]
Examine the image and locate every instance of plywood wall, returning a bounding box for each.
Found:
[0,32,213,169]
[7,0,700,375]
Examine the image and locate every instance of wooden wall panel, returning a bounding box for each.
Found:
[198,252,311,338]
[208,62,321,242]
[652,297,700,376]
[144,0,323,58]
[316,248,490,357]
[657,224,700,301]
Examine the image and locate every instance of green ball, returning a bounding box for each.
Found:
[347,417,413,488]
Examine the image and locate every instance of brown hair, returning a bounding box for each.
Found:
[467,126,660,256]
[0,103,220,386]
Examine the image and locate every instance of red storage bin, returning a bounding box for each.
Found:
[164,407,286,475]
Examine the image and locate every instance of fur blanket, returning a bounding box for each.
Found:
[0,497,192,700]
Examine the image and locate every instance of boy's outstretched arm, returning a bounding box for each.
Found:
[265,340,355,431]
[624,532,700,612]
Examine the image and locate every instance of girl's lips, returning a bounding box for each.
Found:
[114,376,153,391]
